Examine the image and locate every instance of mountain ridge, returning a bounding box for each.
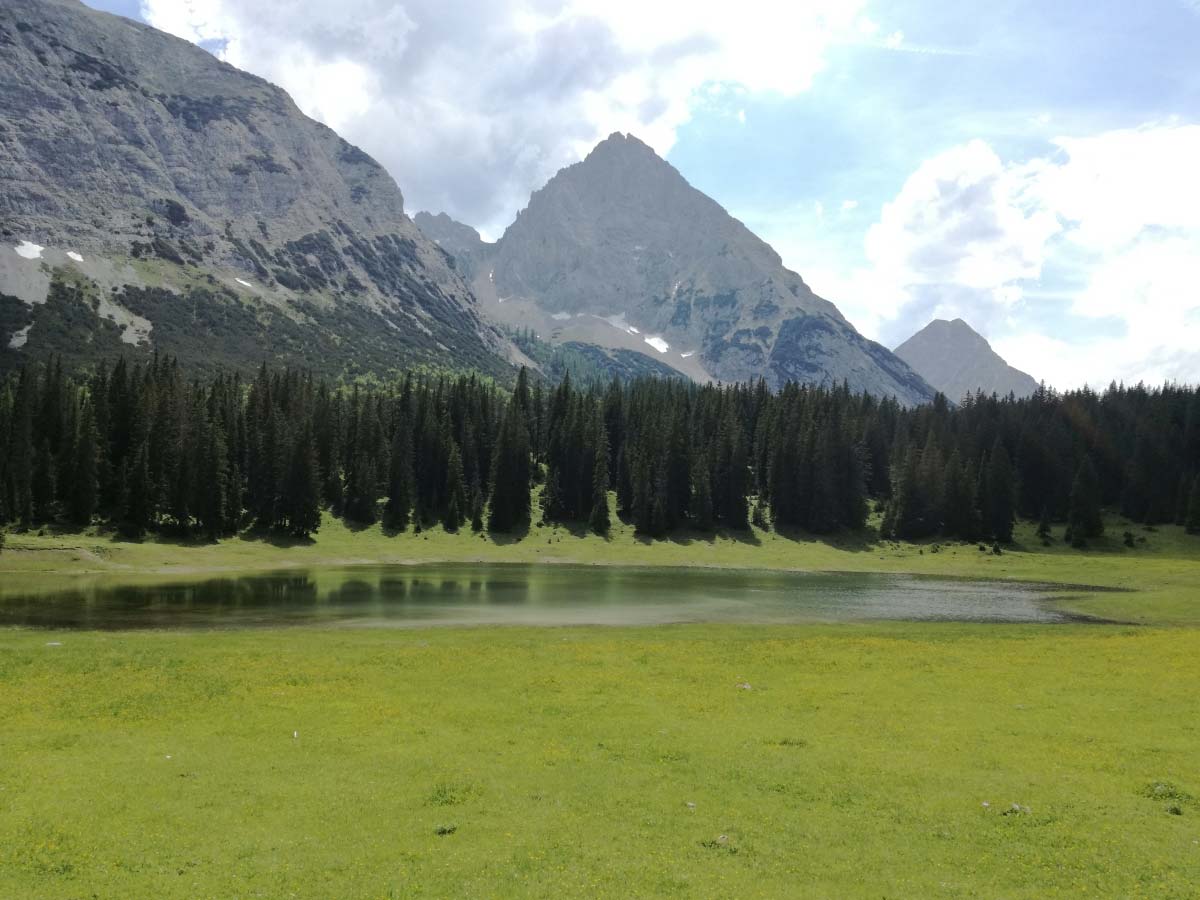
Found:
[893,318,1040,400]
[0,0,511,376]
[417,132,936,404]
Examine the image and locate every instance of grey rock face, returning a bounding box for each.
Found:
[420,133,934,403]
[0,0,506,375]
[894,318,1040,401]
[412,211,487,280]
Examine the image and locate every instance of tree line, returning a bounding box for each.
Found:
[1,356,1199,545]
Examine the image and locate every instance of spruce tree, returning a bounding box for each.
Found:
[589,418,611,535]
[488,395,532,532]
[987,441,1016,543]
[32,437,58,522]
[384,416,415,531]
[121,441,153,538]
[70,400,100,527]
[1186,475,1200,535]
[197,418,229,539]
[939,451,973,540]
[470,480,485,533]
[285,429,322,537]
[808,427,840,534]
[344,443,378,524]
[1036,505,1053,544]
[689,451,714,531]
[1066,456,1104,546]
[723,420,750,530]
[443,443,466,532]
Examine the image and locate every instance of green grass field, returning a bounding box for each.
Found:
[2,624,1198,898]
[2,513,1199,897]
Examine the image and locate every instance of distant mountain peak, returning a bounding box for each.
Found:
[419,132,935,403]
[894,319,1040,400]
[589,131,658,157]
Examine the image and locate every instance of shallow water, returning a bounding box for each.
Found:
[0,564,1097,630]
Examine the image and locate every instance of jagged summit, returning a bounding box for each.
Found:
[894,318,1040,400]
[418,133,935,403]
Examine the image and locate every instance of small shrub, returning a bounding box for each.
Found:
[1141,781,1191,803]
[435,824,457,835]
[428,780,475,807]
[1123,531,1135,548]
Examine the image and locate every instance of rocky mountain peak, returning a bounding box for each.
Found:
[441,133,934,403]
[894,318,1040,400]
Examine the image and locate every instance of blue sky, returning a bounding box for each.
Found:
[83,0,1200,387]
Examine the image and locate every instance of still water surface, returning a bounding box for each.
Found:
[0,565,1096,630]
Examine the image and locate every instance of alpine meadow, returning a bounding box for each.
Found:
[2,0,1198,897]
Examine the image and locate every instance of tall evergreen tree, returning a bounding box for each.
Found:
[1186,475,1200,535]
[488,395,532,532]
[284,427,322,537]
[33,437,57,522]
[940,450,975,540]
[443,443,466,532]
[1066,456,1104,546]
[689,451,714,531]
[384,413,415,531]
[69,400,100,527]
[121,441,153,538]
[987,440,1016,542]
[197,417,229,539]
[589,417,611,535]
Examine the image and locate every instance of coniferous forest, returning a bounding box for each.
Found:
[1,355,1199,546]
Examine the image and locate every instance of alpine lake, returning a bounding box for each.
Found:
[0,563,1109,630]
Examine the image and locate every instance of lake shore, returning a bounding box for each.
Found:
[3,512,1198,625]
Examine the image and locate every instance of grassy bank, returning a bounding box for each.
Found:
[2,509,1198,624]
[2,623,1198,898]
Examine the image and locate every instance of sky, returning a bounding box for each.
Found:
[82,0,1200,390]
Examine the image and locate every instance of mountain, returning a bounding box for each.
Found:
[411,211,486,281]
[417,134,935,404]
[0,0,510,376]
[893,318,1040,401]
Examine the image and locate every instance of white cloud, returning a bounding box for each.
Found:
[141,0,867,234]
[865,139,1060,297]
[832,122,1200,388]
[1034,122,1200,250]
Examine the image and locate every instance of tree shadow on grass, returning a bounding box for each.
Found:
[537,517,611,543]
[769,523,883,555]
[102,527,221,548]
[486,518,532,546]
[236,529,317,549]
[627,524,762,549]
[338,517,377,535]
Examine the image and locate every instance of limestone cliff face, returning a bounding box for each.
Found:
[419,134,935,403]
[894,318,1040,401]
[0,0,507,375]
[412,212,486,281]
